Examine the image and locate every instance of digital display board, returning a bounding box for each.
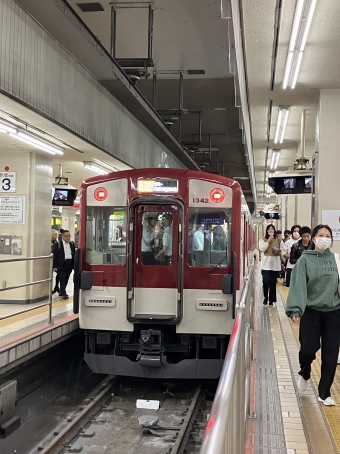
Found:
[52,188,78,206]
[260,211,281,220]
[191,213,223,226]
[137,179,179,194]
[268,175,312,194]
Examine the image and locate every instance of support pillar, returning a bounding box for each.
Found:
[0,151,53,303]
[315,90,340,254]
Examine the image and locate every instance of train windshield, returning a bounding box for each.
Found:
[188,208,232,267]
[86,206,126,265]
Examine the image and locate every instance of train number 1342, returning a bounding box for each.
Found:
[192,197,209,203]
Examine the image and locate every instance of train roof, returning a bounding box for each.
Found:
[81,168,242,192]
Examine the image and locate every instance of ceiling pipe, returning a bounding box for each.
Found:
[301,109,305,158]
[294,109,309,170]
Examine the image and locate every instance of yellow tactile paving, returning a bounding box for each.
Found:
[278,284,340,453]
[0,298,73,328]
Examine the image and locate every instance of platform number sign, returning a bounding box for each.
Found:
[0,172,16,193]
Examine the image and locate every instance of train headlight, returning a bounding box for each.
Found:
[210,188,225,203]
[94,187,108,201]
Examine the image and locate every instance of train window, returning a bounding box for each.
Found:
[86,206,126,265]
[141,212,173,266]
[188,208,232,267]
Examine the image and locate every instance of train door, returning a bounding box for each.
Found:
[127,202,183,322]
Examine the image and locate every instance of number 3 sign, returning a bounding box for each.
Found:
[0,172,16,193]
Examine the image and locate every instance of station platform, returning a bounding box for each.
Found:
[0,279,79,375]
[245,280,340,454]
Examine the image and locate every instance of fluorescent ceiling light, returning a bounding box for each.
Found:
[0,117,65,156]
[268,172,275,178]
[92,157,119,172]
[283,0,317,89]
[263,204,269,211]
[274,107,289,144]
[270,150,280,170]
[17,132,64,155]
[0,120,17,134]
[10,133,57,155]
[84,162,109,175]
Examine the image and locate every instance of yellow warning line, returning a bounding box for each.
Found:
[278,285,340,451]
[0,299,73,328]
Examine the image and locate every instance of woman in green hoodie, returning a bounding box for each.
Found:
[286,224,340,406]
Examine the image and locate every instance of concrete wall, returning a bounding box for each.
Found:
[0,0,185,170]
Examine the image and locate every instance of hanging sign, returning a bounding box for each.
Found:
[0,196,25,224]
[0,171,17,193]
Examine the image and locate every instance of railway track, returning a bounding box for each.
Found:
[33,377,212,454]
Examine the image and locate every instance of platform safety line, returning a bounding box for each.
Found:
[0,298,73,328]
[278,285,340,453]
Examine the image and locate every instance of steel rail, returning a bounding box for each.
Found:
[38,375,116,454]
[171,384,203,454]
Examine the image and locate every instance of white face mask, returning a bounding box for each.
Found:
[314,237,332,251]
[293,232,300,239]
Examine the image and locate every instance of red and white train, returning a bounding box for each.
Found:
[73,169,256,379]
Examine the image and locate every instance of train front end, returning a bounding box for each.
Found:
[74,169,242,379]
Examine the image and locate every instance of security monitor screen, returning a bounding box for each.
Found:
[263,212,281,220]
[305,177,312,189]
[283,178,296,189]
[52,188,78,206]
[53,190,68,201]
[268,175,312,194]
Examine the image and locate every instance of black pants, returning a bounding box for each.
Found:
[285,268,293,287]
[261,270,279,303]
[59,260,73,296]
[142,251,158,265]
[299,307,340,400]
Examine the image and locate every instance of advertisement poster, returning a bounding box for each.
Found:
[321,210,340,240]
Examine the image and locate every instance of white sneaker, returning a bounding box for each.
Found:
[318,397,336,406]
[297,375,309,392]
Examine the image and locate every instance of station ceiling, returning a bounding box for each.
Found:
[241,0,340,208]
[8,0,333,213]
[14,0,252,208]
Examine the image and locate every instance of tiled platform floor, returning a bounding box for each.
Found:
[0,274,74,345]
[246,273,340,454]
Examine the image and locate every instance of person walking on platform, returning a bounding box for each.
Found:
[282,224,301,287]
[51,229,60,294]
[289,226,312,265]
[52,230,75,300]
[286,224,340,406]
[259,224,283,306]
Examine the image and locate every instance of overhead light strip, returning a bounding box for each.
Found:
[84,162,109,175]
[283,0,317,89]
[92,157,119,172]
[0,118,64,156]
[274,107,290,144]
[270,150,281,170]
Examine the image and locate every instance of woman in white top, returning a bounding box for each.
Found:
[259,225,283,305]
[282,224,301,287]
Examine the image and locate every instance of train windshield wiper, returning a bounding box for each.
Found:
[209,255,227,272]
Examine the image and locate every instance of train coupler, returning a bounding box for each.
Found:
[138,329,167,367]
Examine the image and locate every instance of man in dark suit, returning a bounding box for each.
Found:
[52,230,75,300]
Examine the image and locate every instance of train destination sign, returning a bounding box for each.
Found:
[137,179,179,194]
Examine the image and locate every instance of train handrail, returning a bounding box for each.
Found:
[200,257,256,454]
[0,254,54,325]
